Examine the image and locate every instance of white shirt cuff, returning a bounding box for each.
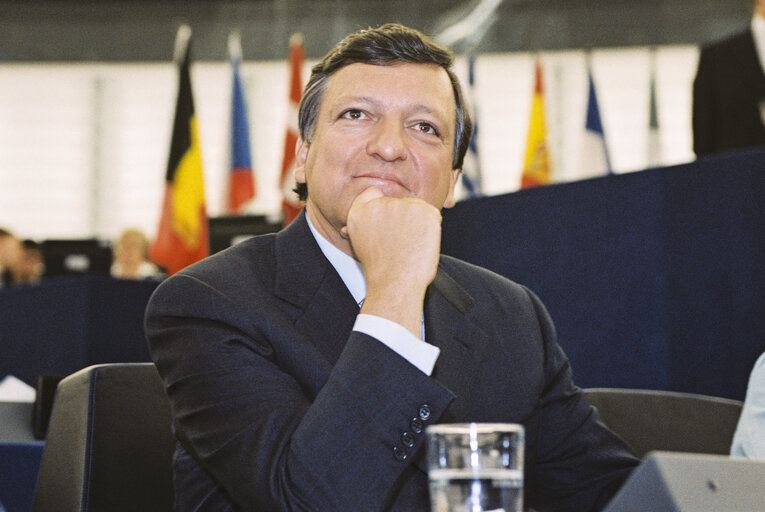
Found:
[353,313,440,376]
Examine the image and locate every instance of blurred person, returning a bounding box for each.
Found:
[731,351,765,459]
[693,0,765,155]
[0,228,22,287]
[110,228,164,280]
[146,23,638,512]
[11,239,45,284]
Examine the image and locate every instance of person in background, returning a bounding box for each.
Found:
[731,351,765,459]
[146,23,638,512]
[110,228,164,280]
[11,239,45,285]
[0,228,22,288]
[693,0,765,156]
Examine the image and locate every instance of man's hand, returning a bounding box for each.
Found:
[345,187,442,338]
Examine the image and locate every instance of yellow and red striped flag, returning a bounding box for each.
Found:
[521,59,552,188]
[149,25,208,275]
[279,33,304,226]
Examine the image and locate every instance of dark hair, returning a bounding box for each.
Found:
[21,239,40,250]
[293,23,473,201]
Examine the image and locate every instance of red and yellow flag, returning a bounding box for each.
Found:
[149,25,208,275]
[521,60,552,188]
[279,33,305,227]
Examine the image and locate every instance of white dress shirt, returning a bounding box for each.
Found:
[306,216,440,375]
[751,15,765,74]
[731,352,765,460]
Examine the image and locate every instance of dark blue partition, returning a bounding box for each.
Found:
[0,275,159,386]
[442,149,765,400]
[0,442,44,512]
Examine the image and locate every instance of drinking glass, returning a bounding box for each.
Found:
[426,423,524,512]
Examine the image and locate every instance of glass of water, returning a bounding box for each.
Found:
[426,423,524,512]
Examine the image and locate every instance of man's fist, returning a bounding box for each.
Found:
[345,187,442,337]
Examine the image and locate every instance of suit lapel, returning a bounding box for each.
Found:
[407,263,490,474]
[735,31,765,90]
[425,264,489,360]
[423,263,490,420]
[273,213,359,362]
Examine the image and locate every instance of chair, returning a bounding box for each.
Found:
[32,363,175,512]
[583,388,744,458]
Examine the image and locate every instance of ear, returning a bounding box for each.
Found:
[442,168,461,209]
[294,136,310,184]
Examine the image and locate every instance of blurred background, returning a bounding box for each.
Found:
[0,0,753,241]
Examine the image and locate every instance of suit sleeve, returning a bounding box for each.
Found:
[520,287,639,512]
[145,272,454,511]
[692,46,717,156]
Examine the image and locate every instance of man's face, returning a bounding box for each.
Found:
[0,235,21,269]
[14,247,43,282]
[294,62,460,253]
[757,0,765,19]
[115,232,146,266]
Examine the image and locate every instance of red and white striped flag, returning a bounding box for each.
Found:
[279,33,304,226]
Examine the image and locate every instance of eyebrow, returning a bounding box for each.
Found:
[336,96,450,124]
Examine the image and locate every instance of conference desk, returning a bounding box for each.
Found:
[0,275,159,387]
[442,147,765,401]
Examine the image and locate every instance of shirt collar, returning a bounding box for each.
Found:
[306,214,366,306]
[753,14,765,35]
[752,15,765,67]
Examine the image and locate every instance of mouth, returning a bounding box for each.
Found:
[355,172,407,191]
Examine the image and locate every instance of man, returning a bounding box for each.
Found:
[146,23,638,511]
[11,239,45,285]
[693,0,765,156]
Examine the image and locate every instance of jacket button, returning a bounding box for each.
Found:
[410,417,424,434]
[418,404,432,421]
[401,432,415,448]
[392,445,408,462]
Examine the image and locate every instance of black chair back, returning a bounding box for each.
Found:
[584,388,743,458]
[32,363,174,512]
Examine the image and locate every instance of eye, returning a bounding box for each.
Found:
[415,122,439,136]
[340,109,365,120]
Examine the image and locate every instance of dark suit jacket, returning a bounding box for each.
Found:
[145,212,638,511]
[693,28,765,156]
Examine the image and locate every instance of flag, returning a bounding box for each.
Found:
[149,25,208,275]
[647,51,662,167]
[460,53,482,198]
[226,32,256,213]
[279,33,304,226]
[521,59,551,188]
[580,63,612,176]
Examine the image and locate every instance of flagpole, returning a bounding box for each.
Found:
[173,24,192,64]
[228,31,242,63]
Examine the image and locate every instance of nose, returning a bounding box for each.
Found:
[366,117,408,162]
